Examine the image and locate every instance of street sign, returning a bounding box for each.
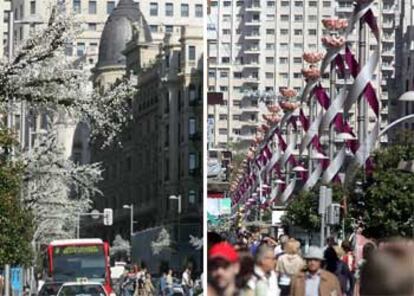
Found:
[103,208,113,226]
[327,203,341,225]
[318,186,327,214]
[91,209,100,220]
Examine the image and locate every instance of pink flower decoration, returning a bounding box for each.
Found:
[322,18,348,30]
[302,66,321,81]
[267,104,281,113]
[280,88,297,98]
[303,52,324,64]
[257,125,264,133]
[322,35,346,48]
[280,101,299,111]
[247,150,254,159]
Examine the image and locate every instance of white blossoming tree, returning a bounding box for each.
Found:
[189,235,203,250]
[0,5,135,244]
[111,235,131,257]
[151,228,172,255]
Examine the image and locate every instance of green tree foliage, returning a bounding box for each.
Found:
[0,129,33,265]
[347,145,414,238]
[281,184,344,233]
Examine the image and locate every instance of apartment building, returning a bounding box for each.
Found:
[207,0,412,149]
[0,0,11,58]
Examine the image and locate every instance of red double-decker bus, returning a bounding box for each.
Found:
[46,239,113,294]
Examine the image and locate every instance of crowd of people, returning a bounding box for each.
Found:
[118,264,201,296]
[207,230,414,296]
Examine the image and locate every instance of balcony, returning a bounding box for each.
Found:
[244,33,261,40]
[243,77,260,84]
[383,22,394,29]
[240,106,259,113]
[245,20,261,26]
[245,2,261,12]
[382,49,395,57]
[336,5,354,13]
[382,34,394,43]
[382,63,394,71]
[241,120,258,127]
[243,62,260,69]
[244,47,260,54]
[237,134,255,141]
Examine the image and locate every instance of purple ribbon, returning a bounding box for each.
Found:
[299,109,310,131]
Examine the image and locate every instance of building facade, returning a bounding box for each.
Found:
[0,0,11,58]
[89,0,203,271]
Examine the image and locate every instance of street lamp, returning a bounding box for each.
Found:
[123,204,135,240]
[169,195,182,214]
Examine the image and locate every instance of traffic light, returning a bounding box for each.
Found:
[103,208,113,226]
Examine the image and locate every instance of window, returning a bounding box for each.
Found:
[281,15,289,21]
[20,4,23,19]
[77,42,85,57]
[280,43,288,50]
[236,1,243,6]
[165,3,173,16]
[279,57,288,64]
[266,43,275,50]
[294,57,302,63]
[266,57,274,64]
[295,15,303,21]
[150,3,158,16]
[279,73,288,79]
[150,25,158,33]
[88,23,97,31]
[107,1,115,14]
[219,129,228,135]
[73,0,81,13]
[189,190,196,204]
[220,71,228,78]
[30,1,36,14]
[165,25,173,33]
[188,46,196,60]
[267,1,275,7]
[234,72,242,78]
[222,29,231,35]
[89,42,98,53]
[219,114,228,120]
[189,118,196,135]
[266,72,274,79]
[267,14,275,21]
[233,100,241,107]
[233,115,241,121]
[308,29,317,35]
[220,86,228,91]
[64,44,73,56]
[280,29,289,35]
[309,43,317,49]
[181,4,189,17]
[223,1,231,7]
[221,57,230,63]
[233,129,241,135]
[281,1,289,6]
[294,72,302,78]
[294,1,303,7]
[88,1,97,14]
[323,1,331,7]
[195,4,203,17]
[294,43,303,49]
[309,1,317,7]
[266,29,275,35]
[294,29,303,35]
[208,70,215,78]
[308,15,317,22]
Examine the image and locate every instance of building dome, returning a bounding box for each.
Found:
[96,0,151,69]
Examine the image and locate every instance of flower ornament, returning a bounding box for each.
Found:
[322,35,346,48]
[302,65,321,81]
[303,52,324,64]
[280,101,299,111]
[247,150,254,160]
[255,134,264,143]
[322,18,348,30]
[280,88,297,98]
[263,113,281,124]
[267,104,281,113]
[257,125,265,133]
[261,124,270,132]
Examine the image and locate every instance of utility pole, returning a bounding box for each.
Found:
[319,186,327,247]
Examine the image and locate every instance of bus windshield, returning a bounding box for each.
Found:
[52,245,106,282]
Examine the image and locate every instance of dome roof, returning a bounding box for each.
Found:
[96,0,152,68]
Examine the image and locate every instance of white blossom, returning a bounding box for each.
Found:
[189,235,203,250]
[151,228,172,255]
[111,234,131,256]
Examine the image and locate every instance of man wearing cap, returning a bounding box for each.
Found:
[290,246,341,296]
[208,242,240,296]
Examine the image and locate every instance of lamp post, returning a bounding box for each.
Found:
[169,195,182,247]
[123,204,135,240]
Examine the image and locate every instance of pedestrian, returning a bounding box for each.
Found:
[235,249,255,296]
[274,234,289,259]
[340,241,356,273]
[160,270,168,296]
[290,246,342,296]
[166,269,174,296]
[247,244,279,296]
[144,272,155,296]
[182,265,194,296]
[324,246,355,296]
[208,242,240,296]
[354,241,376,296]
[276,239,305,296]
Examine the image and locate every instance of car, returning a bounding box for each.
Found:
[38,282,63,296]
[56,282,109,296]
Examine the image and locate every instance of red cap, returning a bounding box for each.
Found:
[209,242,239,262]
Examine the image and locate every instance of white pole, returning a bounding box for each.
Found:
[5,264,10,296]
[130,204,134,239]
